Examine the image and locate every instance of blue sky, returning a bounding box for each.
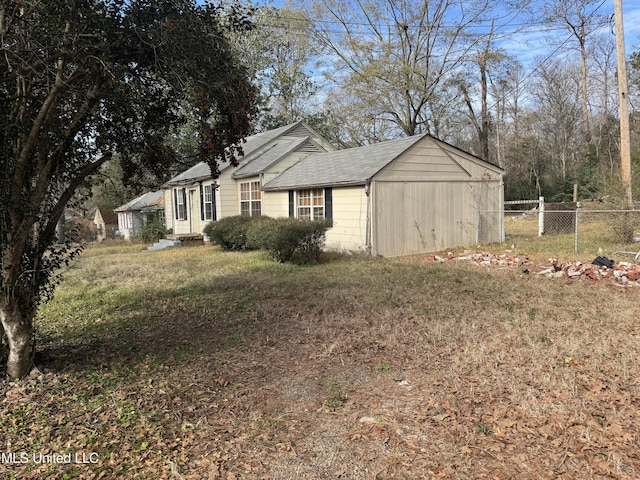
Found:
[495,1,640,67]
[257,0,640,62]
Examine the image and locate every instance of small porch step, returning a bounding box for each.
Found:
[165,233,204,247]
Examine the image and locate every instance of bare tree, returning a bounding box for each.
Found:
[303,0,523,142]
[238,8,321,128]
[530,59,583,180]
[456,21,520,162]
[542,0,608,140]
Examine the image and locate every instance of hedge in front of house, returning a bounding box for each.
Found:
[203,215,254,251]
[251,217,330,264]
[204,216,330,264]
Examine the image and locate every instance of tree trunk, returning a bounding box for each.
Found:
[0,295,34,379]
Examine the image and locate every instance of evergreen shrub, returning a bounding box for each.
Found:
[205,216,330,264]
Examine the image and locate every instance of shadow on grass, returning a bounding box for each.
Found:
[36,273,275,373]
[34,251,499,376]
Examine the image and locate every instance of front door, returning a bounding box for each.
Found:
[188,189,197,234]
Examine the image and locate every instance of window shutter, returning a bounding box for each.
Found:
[173,189,179,220]
[288,190,294,218]
[324,187,333,219]
[212,185,217,221]
[182,188,187,220]
[200,184,204,221]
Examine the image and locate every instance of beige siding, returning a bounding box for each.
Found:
[263,191,289,218]
[218,168,239,218]
[325,187,368,253]
[164,190,174,233]
[376,137,501,181]
[371,179,502,257]
[370,138,503,256]
[164,182,221,235]
[165,188,192,236]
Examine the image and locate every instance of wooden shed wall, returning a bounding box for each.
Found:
[375,137,501,182]
[370,137,503,257]
[371,179,503,257]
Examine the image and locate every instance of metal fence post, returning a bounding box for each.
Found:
[574,207,579,254]
[538,196,544,236]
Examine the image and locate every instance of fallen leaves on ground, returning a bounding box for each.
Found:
[1,246,640,479]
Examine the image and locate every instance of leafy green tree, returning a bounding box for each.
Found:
[0,0,258,379]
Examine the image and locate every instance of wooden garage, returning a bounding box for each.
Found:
[263,133,504,257]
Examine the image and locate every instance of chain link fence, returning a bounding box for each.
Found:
[480,205,640,260]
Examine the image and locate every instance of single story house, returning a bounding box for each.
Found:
[162,121,505,256]
[162,121,335,236]
[114,190,165,240]
[93,208,118,241]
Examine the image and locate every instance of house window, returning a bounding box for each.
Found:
[203,184,215,221]
[297,189,324,220]
[174,188,187,220]
[144,210,165,225]
[240,181,261,217]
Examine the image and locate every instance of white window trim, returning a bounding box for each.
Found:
[297,188,325,221]
[203,184,214,221]
[176,189,187,221]
[240,181,262,217]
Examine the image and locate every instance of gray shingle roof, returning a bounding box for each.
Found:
[114,190,164,212]
[262,134,426,190]
[232,137,308,178]
[163,122,307,186]
[164,162,215,186]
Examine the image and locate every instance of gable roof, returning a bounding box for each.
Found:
[164,121,331,186]
[262,135,425,190]
[114,190,164,212]
[164,162,215,186]
[232,136,309,179]
[263,133,504,191]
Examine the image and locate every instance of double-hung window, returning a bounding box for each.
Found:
[240,181,261,217]
[297,189,324,220]
[202,184,215,221]
[174,188,187,220]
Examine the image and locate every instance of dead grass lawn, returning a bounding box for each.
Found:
[1,242,640,479]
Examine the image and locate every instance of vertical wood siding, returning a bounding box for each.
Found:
[372,179,502,257]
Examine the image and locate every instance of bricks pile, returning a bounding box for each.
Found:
[425,251,640,286]
[536,258,640,286]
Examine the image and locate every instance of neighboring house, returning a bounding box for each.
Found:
[115,190,165,240]
[162,121,505,257]
[93,208,118,241]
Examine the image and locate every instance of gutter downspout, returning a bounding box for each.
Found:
[365,180,372,255]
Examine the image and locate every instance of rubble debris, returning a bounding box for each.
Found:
[422,250,640,286]
[592,256,614,268]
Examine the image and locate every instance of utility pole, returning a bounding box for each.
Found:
[614,0,633,210]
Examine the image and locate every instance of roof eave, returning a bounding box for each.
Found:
[163,175,213,188]
[263,179,367,191]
